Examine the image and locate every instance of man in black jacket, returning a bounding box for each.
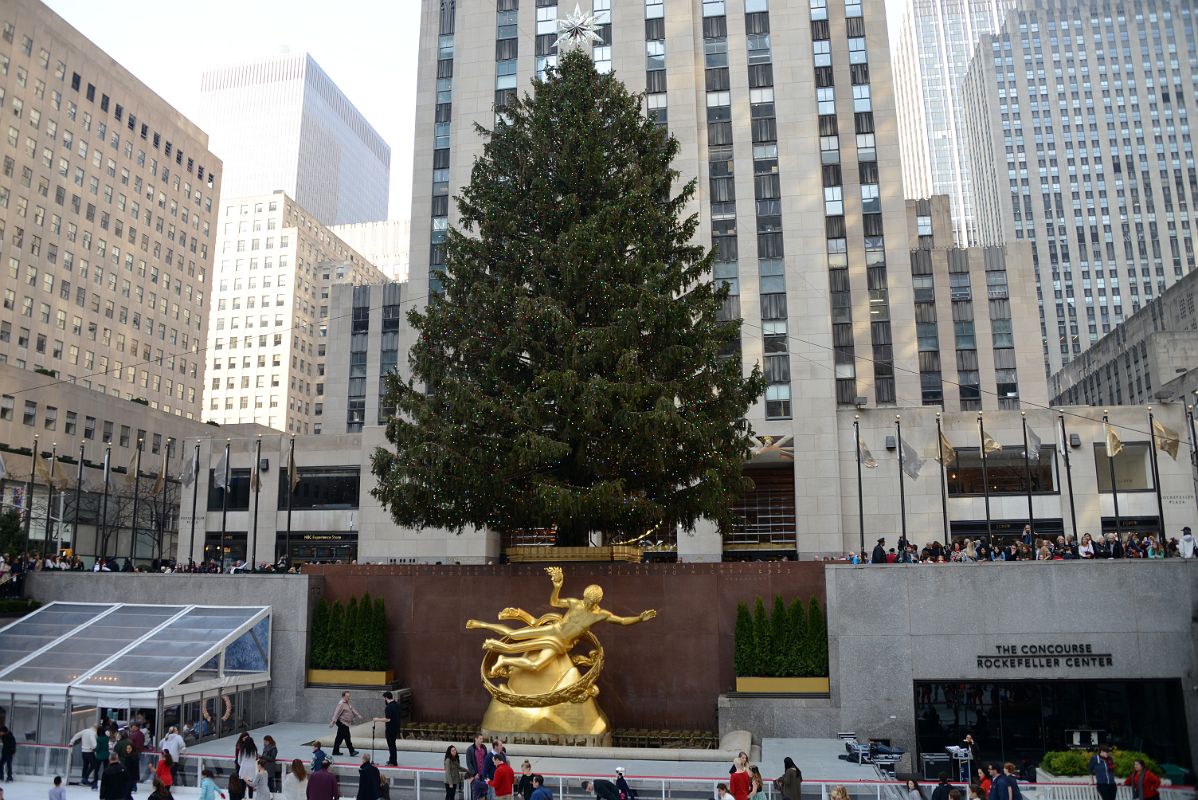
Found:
[931,773,953,800]
[581,780,621,800]
[358,753,382,800]
[0,726,14,782]
[99,754,129,800]
[870,538,887,564]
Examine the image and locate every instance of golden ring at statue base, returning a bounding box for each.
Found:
[466,567,655,744]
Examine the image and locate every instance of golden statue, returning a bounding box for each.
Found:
[465,566,656,741]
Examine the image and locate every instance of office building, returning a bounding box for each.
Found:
[961,1,1198,377]
[203,191,387,434]
[0,0,222,420]
[1050,266,1198,406]
[893,0,1015,245]
[199,52,390,227]
[329,219,410,281]
[402,0,1056,554]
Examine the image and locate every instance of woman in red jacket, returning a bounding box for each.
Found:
[1124,759,1161,800]
[728,752,751,800]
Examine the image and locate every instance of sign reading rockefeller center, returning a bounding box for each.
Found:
[976,642,1114,670]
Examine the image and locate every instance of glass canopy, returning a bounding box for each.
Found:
[0,602,271,705]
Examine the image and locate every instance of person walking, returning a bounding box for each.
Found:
[380,692,401,767]
[516,761,536,800]
[870,538,887,564]
[155,751,176,789]
[329,692,362,757]
[1124,760,1160,800]
[306,762,340,800]
[70,721,99,788]
[93,725,110,788]
[237,737,260,797]
[1089,745,1117,800]
[128,722,147,787]
[444,746,465,800]
[283,761,308,800]
[112,731,136,796]
[310,743,327,774]
[262,736,280,793]
[99,755,129,800]
[253,758,274,800]
[0,726,15,782]
[357,754,382,800]
[775,758,801,800]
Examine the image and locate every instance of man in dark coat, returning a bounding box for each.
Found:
[99,754,129,800]
[870,538,887,564]
[357,753,382,800]
[582,780,621,800]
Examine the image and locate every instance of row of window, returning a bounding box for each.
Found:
[0,392,168,452]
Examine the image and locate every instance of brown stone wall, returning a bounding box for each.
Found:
[305,561,826,731]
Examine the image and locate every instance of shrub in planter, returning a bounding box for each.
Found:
[733,603,753,676]
[1041,750,1161,779]
[310,598,330,669]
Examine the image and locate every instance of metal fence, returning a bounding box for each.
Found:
[22,744,1194,800]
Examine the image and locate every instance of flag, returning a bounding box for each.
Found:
[1105,423,1123,458]
[0,452,6,481]
[1057,418,1069,459]
[182,446,198,487]
[249,460,260,492]
[857,438,878,469]
[1026,426,1042,461]
[123,448,139,489]
[288,441,300,490]
[900,437,924,480]
[150,450,168,495]
[212,446,230,490]
[34,449,51,484]
[101,448,111,486]
[47,454,67,490]
[1153,417,1180,460]
[938,431,956,465]
[982,433,1003,454]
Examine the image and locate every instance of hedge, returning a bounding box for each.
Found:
[309,593,389,671]
[1041,750,1162,779]
[733,594,828,677]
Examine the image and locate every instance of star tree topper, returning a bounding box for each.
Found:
[555,4,602,51]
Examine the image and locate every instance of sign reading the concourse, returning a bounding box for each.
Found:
[977,642,1113,670]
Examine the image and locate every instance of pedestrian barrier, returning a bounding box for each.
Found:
[21,743,1194,800]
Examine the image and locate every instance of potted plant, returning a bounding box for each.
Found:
[733,594,830,695]
[307,593,395,686]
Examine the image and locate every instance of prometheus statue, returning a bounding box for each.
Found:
[465,566,656,741]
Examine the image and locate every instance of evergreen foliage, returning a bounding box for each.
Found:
[310,598,330,669]
[733,602,754,677]
[371,48,763,547]
[735,594,828,677]
[325,601,345,669]
[353,593,372,670]
[370,595,389,671]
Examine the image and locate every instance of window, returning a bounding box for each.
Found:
[0,395,12,420]
[1093,443,1152,491]
[947,448,1056,495]
[278,467,361,509]
[23,400,37,426]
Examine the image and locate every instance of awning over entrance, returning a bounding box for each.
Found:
[0,602,270,706]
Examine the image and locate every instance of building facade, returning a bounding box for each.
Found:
[203,192,387,434]
[329,219,410,282]
[0,0,222,420]
[198,53,390,227]
[893,0,1015,245]
[1050,265,1198,405]
[961,0,1198,377]
[178,403,1197,565]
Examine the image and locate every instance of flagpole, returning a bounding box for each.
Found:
[1058,414,1078,540]
[219,438,231,571]
[129,438,143,564]
[978,412,993,547]
[896,415,908,554]
[23,434,38,551]
[187,441,200,567]
[73,443,84,561]
[99,445,111,561]
[283,433,295,565]
[1104,411,1122,538]
[159,438,172,564]
[1146,407,1167,539]
[1021,412,1034,537]
[936,413,949,544]
[42,443,57,559]
[1188,405,1198,520]
[250,435,262,572]
[854,416,864,555]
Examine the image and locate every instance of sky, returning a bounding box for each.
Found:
[45,0,908,227]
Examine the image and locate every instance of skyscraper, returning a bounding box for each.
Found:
[961,0,1198,376]
[403,0,1043,555]
[203,191,386,434]
[0,0,221,420]
[893,0,1015,245]
[199,53,391,226]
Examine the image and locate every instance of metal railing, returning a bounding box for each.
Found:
[24,744,1195,800]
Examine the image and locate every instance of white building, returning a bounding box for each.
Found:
[329,219,410,282]
[198,52,390,227]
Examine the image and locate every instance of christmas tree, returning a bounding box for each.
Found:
[372,48,763,547]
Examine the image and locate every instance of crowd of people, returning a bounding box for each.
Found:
[846,524,1196,564]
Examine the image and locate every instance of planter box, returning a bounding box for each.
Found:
[504,545,643,563]
[735,676,830,694]
[308,668,395,687]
